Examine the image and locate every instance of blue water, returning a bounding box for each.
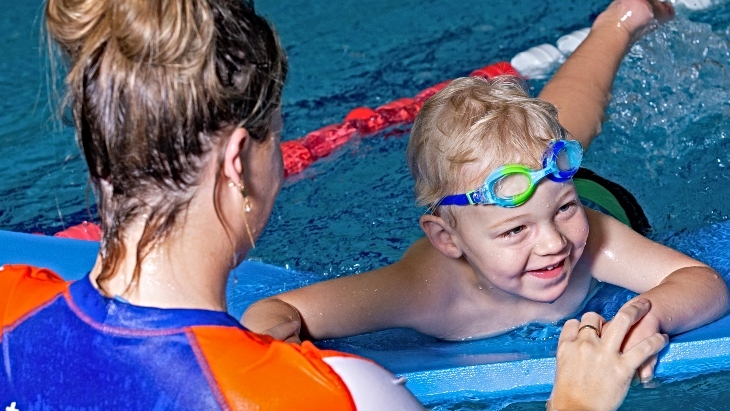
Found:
[3,0,730,409]
[253,0,730,276]
[437,368,730,410]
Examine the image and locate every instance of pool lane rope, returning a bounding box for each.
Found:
[278,23,598,178]
[53,0,712,239]
[281,62,518,177]
[281,0,710,177]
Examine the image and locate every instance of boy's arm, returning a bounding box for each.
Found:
[538,0,674,149]
[583,209,729,335]
[580,209,729,379]
[242,238,452,341]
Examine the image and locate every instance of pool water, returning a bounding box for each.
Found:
[3,0,730,409]
[426,365,730,411]
[254,1,730,276]
[428,368,730,410]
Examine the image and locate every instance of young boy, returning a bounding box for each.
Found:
[243,0,727,382]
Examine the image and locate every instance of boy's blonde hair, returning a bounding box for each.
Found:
[407,76,569,209]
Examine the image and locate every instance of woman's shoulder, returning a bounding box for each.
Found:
[188,328,358,409]
[0,263,67,284]
[0,264,70,327]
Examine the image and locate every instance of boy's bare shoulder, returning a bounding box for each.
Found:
[395,238,492,335]
[582,207,643,255]
[398,237,473,286]
[577,208,621,271]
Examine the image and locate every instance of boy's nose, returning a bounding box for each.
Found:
[534,224,568,255]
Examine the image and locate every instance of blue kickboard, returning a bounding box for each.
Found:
[2,225,730,402]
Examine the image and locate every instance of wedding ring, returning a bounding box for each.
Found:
[578,324,600,337]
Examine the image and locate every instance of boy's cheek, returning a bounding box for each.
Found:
[566,214,590,250]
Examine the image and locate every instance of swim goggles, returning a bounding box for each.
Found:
[438,139,583,208]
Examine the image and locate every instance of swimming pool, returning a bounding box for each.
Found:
[3,0,730,409]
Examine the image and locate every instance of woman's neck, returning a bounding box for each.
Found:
[89,208,241,312]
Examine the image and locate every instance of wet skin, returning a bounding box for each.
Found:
[449,179,589,305]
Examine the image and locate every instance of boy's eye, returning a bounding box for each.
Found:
[503,225,526,237]
[558,201,575,213]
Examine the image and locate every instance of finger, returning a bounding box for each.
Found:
[601,298,651,350]
[262,321,300,341]
[559,319,580,345]
[623,333,668,370]
[651,0,675,23]
[577,312,604,338]
[601,319,613,335]
[283,334,303,344]
[638,354,658,383]
[579,311,603,325]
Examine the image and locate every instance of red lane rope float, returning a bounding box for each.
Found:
[53,221,102,241]
[281,61,519,177]
[54,61,518,241]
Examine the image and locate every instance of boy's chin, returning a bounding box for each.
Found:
[522,284,569,304]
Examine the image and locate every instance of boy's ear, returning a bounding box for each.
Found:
[419,214,463,259]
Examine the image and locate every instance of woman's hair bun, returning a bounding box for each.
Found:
[110,0,213,69]
[47,0,213,70]
[45,0,109,58]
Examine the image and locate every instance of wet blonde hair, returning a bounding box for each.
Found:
[407,76,568,211]
[45,0,287,294]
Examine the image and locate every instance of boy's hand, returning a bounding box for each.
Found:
[261,320,302,344]
[644,0,676,25]
[242,298,304,343]
[597,0,675,43]
[604,298,663,382]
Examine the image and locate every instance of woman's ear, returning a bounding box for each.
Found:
[222,127,250,183]
[419,214,463,259]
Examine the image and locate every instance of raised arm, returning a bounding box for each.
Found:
[538,0,674,148]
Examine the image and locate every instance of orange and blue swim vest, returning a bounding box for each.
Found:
[0,264,356,410]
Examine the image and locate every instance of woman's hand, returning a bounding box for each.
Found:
[547,298,669,411]
[604,300,662,383]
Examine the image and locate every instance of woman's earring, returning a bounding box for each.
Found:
[229,180,256,249]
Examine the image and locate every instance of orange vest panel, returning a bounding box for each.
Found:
[191,326,357,410]
[0,264,69,334]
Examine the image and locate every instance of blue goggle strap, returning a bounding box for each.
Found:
[438,191,483,206]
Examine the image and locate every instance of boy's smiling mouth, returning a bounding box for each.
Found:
[525,259,566,280]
